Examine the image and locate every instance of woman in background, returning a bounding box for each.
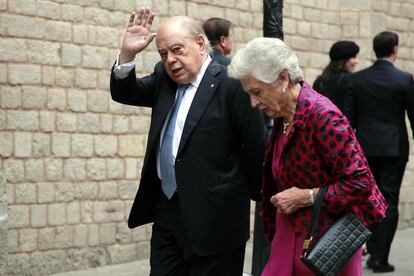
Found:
[313,40,359,112]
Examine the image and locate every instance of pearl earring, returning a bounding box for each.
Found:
[282,87,287,93]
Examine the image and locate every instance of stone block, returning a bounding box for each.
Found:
[61,4,84,22]
[68,89,87,112]
[107,159,125,179]
[129,115,150,134]
[76,68,97,89]
[27,40,60,65]
[73,24,88,44]
[19,228,38,252]
[8,205,29,228]
[74,224,88,247]
[81,201,93,224]
[52,133,70,157]
[119,135,146,157]
[108,243,137,264]
[44,158,63,182]
[32,133,51,157]
[31,248,68,275]
[116,223,132,243]
[48,203,66,225]
[86,158,106,180]
[25,159,44,182]
[131,224,146,242]
[100,114,113,133]
[8,229,18,253]
[82,46,108,69]
[56,113,77,132]
[0,38,27,62]
[88,90,108,112]
[22,86,46,109]
[113,115,129,134]
[169,0,186,16]
[55,183,75,202]
[62,43,82,66]
[7,253,30,276]
[55,67,75,88]
[37,0,61,19]
[31,204,47,227]
[15,183,36,204]
[3,159,24,183]
[98,181,118,200]
[84,6,111,26]
[95,135,117,157]
[0,132,13,157]
[64,159,86,181]
[88,26,119,47]
[137,241,150,259]
[99,222,116,244]
[125,158,139,180]
[119,180,138,200]
[8,0,37,15]
[37,182,55,203]
[1,14,46,39]
[88,223,99,246]
[40,111,55,133]
[67,201,81,224]
[93,201,110,222]
[7,111,39,131]
[47,88,67,111]
[74,182,97,200]
[284,17,297,35]
[0,64,6,83]
[72,134,94,157]
[45,21,72,42]
[97,70,110,89]
[9,64,41,85]
[78,113,100,133]
[0,111,4,130]
[42,65,55,86]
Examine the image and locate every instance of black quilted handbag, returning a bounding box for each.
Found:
[301,186,372,276]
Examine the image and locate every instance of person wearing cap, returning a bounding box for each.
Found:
[344,31,414,273]
[313,40,359,112]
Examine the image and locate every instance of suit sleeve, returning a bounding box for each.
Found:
[404,74,414,139]
[231,86,266,201]
[110,62,161,107]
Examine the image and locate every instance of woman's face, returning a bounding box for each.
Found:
[344,57,359,72]
[240,74,288,118]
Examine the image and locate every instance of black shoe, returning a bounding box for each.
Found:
[366,256,376,269]
[372,261,395,273]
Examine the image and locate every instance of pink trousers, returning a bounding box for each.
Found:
[262,212,362,276]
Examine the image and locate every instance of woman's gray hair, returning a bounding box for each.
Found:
[228,37,303,84]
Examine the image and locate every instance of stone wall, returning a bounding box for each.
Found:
[0,0,413,275]
[0,173,7,276]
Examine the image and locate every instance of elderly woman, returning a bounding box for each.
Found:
[228,37,387,276]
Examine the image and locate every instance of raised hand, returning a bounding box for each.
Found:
[120,7,157,64]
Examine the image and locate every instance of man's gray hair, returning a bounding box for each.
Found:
[228,37,303,84]
[179,16,213,54]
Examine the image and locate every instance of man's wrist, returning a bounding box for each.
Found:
[119,50,136,64]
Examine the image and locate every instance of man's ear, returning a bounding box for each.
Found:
[196,35,207,52]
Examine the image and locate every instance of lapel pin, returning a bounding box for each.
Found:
[210,84,215,88]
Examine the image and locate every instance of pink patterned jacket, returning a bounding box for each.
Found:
[262,81,387,241]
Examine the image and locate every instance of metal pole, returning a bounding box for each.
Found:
[251,1,283,275]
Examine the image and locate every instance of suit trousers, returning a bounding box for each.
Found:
[366,156,407,262]
[149,192,246,276]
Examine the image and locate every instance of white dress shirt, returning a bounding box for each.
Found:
[112,54,213,179]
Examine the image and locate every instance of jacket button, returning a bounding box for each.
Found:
[176,158,181,162]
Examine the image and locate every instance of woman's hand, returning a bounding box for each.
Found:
[270,187,313,215]
[120,7,157,64]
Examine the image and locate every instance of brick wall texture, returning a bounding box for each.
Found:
[1,0,414,275]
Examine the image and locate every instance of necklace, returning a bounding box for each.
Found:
[282,121,291,134]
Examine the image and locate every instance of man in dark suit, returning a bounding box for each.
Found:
[202,18,233,66]
[345,31,414,273]
[110,8,265,276]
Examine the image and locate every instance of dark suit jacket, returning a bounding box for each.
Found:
[344,59,414,159]
[313,72,352,113]
[211,49,230,66]
[110,60,265,256]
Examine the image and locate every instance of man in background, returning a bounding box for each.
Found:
[345,31,414,273]
[202,17,233,66]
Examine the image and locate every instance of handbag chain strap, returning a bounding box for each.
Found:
[301,185,329,258]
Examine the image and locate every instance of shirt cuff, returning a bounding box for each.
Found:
[113,53,136,79]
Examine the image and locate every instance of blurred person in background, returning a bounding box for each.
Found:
[202,17,233,66]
